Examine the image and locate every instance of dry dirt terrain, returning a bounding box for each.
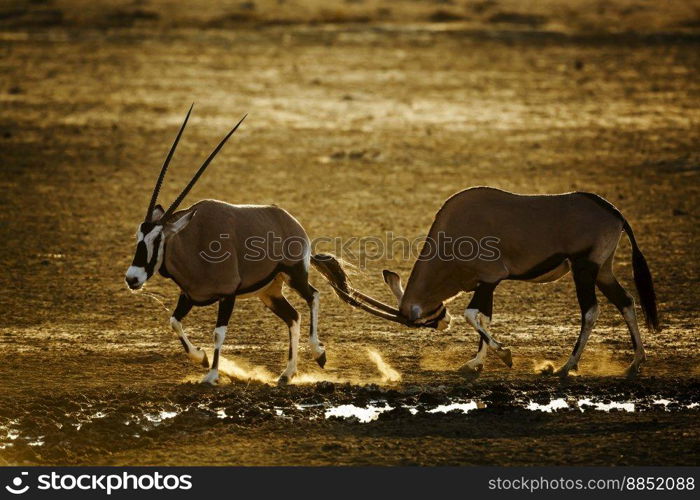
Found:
[0,0,699,466]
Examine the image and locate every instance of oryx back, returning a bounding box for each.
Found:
[439,188,623,276]
[164,199,310,303]
[407,187,625,302]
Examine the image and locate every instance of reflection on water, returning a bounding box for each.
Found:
[144,410,178,424]
[323,396,698,422]
[325,403,393,423]
[526,398,636,413]
[427,401,482,414]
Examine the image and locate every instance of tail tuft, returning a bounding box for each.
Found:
[310,253,351,294]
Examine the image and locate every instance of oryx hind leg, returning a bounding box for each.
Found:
[306,285,326,368]
[554,259,599,377]
[463,282,512,371]
[260,281,301,386]
[201,296,235,385]
[287,261,326,369]
[596,258,646,378]
[170,294,209,368]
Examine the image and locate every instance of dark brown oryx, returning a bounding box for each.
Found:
[125,106,334,385]
[315,187,659,378]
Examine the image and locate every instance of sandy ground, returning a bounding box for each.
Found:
[0,1,699,465]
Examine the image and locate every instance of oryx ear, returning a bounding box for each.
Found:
[163,209,196,237]
[150,204,165,222]
[382,269,404,302]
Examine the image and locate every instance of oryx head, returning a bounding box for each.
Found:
[321,262,452,330]
[125,105,246,290]
[380,269,452,330]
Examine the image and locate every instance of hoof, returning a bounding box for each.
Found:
[496,348,512,368]
[200,350,209,368]
[200,370,219,385]
[624,364,640,379]
[553,366,571,378]
[189,348,208,368]
[316,351,327,369]
[537,363,555,376]
[457,363,482,380]
[277,374,292,387]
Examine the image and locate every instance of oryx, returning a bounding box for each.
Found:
[124,105,328,385]
[313,187,659,378]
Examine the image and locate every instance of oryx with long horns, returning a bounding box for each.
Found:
[315,187,659,378]
[125,105,328,385]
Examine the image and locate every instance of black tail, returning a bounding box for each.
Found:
[310,253,353,299]
[623,220,660,332]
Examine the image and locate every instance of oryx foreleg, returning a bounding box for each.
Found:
[554,259,599,377]
[460,286,492,374]
[170,294,209,367]
[201,296,235,385]
[463,281,512,369]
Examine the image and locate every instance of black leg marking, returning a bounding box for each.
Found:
[266,296,300,328]
[216,296,235,327]
[212,349,220,370]
[211,297,235,372]
[172,294,202,361]
[306,284,320,338]
[263,295,300,362]
[597,279,634,312]
[287,261,326,366]
[316,351,327,368]
[178,337,190,353]
[597,278,637,349]
[476,330,490,346]
[467,282,497,317]
[467,282,504,356]
[287,263,316,303]
[173,294,193,321]
[573,260,599,312]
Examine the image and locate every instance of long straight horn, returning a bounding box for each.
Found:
[163,113,247,220]
[310,253,406,322]
[350,288,402,315]
[146,103,193,221]
[328,283,411,326]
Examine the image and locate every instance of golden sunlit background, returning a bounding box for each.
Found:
[0,0,698,466]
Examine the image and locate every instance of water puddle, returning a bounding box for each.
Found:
[322,400,487,423]
[143,410,179,424]
[325,403,393,423]
[526,398,636,413]
[1,393,697,448]
[322,396,698,423]
[427,401,482,414]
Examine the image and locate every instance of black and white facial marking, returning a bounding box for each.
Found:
[125,221,165,290]
[411,303,452,330]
